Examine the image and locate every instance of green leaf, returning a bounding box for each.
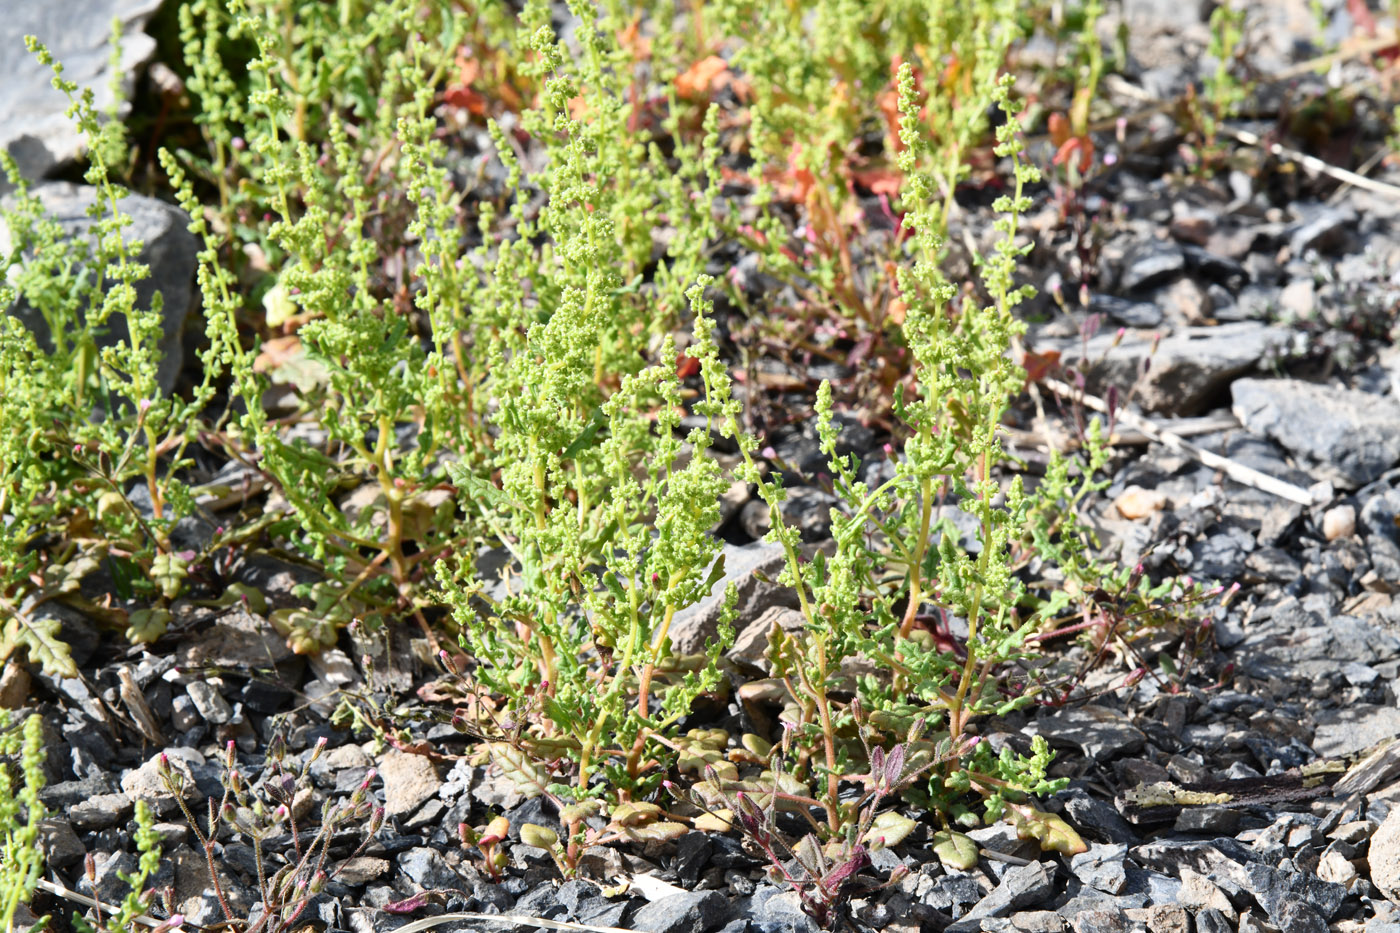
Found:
[127,608,172,645]
[1007,803,1087,855]
[560,407,605,461]
[519,823,558,848]
[487,743,548,798]
[931,830,979,870]
[868,811,918,849]
[621,821,689,843]
[2,611,77,677]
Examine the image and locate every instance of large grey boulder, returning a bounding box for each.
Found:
[2,182,198,395]
[1232,378,1400,488]
[1044,322,1292,414]
[0,0,161,191]
[668,541,799,656]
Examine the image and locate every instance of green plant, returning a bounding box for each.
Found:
[439,278,738,863]
[710,66,1081,838]
[0,32,237,663]
[685,704,948,927]
[1178,0,1252,173]
[159,737,384,933]
[0,713,47,933]
[0,712,168,933]
[72,803,166,933]
[458,815,511,881]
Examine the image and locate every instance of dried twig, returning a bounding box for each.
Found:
[1039,377,1318,507]
[1225,126,1400,203]
[34,879,171,930]
[1327,148,1389,205]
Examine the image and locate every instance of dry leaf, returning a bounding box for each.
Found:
[676,55,729,99]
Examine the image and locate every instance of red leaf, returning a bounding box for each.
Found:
[445,53,487,115]
[445,85,487,114]
[676,352,701,379]
[850,168,903,197]
[1348,0,1377,37]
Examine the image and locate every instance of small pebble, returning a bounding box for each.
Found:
[1115,486,1167,520]
[1322,504,1356,541]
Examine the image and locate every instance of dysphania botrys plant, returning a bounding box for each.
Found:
[0,1,1234,928]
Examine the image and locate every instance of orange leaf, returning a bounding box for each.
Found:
[1048,112,1071,149]
[886,298,907,327]
[1052,137,1094,175]
[676,55,729,99]
[253,335,304,374]
[445,53,488,116]
[1022,349,1061,385]
[676,352,701,379]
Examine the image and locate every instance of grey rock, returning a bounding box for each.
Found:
[1181,244,1246,285]
[1120,240,1186,292]
[1089,294,1162,328]
[1313,705,1400,758]
[557,879,602,917]
[1066,908,1128,933]
[1233,378,1400,487]
[1173,806,1242,835]
[1052,787,1139,845]
[185,681,233,725]
[1244,546,1302,582]
[69,792,133,830]
[1026,705,1145,761]
[1070,843,1128,894]
[1188,524,1255,579]
[1366,801,1400,900]
[923,873,986,913]
[3,182,197,394]
[1129,837,1258,900]
[120,747,204,815]
[1239,861,1344,929]
[38,775,112,809]
[1288,202,1357,256]
[38,818,85,867]
[946,861,1054,932]
[630,890,728,933]
[396,847,466,891]
[769,413,875,479]
[179,895,225,927]
[78,851,141,905]
[515,884,568,919]
[378,750,439,817]
[0,0,160,189]
[749,888,819,933]
[238,678,293,714]
[1047,322,1291,414]
[669,541,799,655]
[1123,864,1183,905]
[175,606,294,670]
[740,486,839,543]
[1194,909,1233,933]
[675,832,714,885]
[727,605,804,670]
